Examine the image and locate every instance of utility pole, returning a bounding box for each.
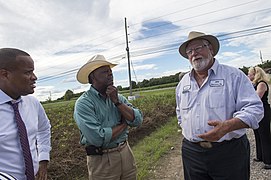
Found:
[260,50,263,63]
[48,91,52,101]
[124,17,132,96]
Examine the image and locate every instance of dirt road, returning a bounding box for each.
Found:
[148,129,183,180]
[148,129,271,180]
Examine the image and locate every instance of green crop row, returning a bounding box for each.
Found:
[44,87,177,179]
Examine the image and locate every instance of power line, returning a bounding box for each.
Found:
[36,2,268,75]
[219,29,271,41]
[217,24,271,37]
[35,0,227,73]
[40,22,271,81]
[37,40,126,74]
[35,2,271,83]
[130,7,271,42]
[130,26,271,58]
[36,25,271,83]
[129,0,219,27]
[129,0,259,35]
[129,24,271,57]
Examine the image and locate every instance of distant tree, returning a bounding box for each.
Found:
[131,81,137,89]
[64,89,74,101]
[117,85,123,91]
[57,96,64,101]
[179,72,187,81]
[46,96,52,102]
[239,66,249,75]
[140,79,150,87]
[259,60,271,69]
[239,60,271,75]
[73,91,84,98]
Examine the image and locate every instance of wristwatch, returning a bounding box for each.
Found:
[114,101,122,107]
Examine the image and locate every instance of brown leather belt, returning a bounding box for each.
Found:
[102,141,127,153]
[184,135,245,149]
[198,141,213,148]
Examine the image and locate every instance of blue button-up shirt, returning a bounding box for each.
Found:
[176,60,263,142]
[74,86,143,148]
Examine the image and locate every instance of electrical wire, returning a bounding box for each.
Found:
[36,4,271,83]
[36,25,271,83]
[130,7,271,42]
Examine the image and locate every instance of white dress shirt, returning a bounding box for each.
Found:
[0,90,51,180]
[176,60,264,142]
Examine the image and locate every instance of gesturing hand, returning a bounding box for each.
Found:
[197,120,227,142]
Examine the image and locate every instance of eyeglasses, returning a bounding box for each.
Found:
[186,44,209,56]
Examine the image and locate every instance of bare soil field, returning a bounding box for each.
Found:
[47,101,176,179]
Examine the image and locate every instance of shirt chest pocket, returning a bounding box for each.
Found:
[95,106,115,127]
[207,87,225,108]
[180,91,197,110]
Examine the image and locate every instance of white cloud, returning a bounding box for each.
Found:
[1,0,271,101]
[221,51,240,58]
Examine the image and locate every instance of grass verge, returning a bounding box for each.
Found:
[133,117,179,180]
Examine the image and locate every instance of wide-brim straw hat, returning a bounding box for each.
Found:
[179,31,220,59]
[76,54,117,84]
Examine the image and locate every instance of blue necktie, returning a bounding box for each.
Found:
[9,102,35,180]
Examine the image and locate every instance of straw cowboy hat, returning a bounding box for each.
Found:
[76,54,117,84]
[179,31,220,59]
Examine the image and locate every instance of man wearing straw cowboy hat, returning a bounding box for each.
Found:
[175,31,263,180]
[74,54,143,180]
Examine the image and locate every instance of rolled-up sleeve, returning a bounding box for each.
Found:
[119,95,143,127]
[232,72,264,129]
[74,99,112,147]
[128,108,143,127]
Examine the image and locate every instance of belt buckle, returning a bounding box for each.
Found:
[117,141,126,150]
[199,141,212,148]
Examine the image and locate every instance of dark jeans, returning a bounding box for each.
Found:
[182,135,250,180]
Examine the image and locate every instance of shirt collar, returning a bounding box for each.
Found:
[89,85,100,96]
[188,58,219,77]
[89,85,106,99]
[0,89,22,105]
[210,58,219,76]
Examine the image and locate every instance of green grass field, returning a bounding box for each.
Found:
[44,87,178,179]
[133,117,179,179]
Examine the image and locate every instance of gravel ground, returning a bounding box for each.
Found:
[247,128,271,180]
[149,129,271,180]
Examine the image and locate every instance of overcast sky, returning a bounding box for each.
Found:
[1,0,271,101]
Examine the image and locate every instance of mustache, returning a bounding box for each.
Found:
[192,57,203,62]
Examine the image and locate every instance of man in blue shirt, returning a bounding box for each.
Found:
[176,31,264,180]
[74,54,143,180]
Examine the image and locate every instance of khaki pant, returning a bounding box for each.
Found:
[87,142,137,180]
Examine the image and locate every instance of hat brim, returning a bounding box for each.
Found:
[76,61,117,84]
[179,35,219,59]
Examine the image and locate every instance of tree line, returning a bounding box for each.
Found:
[43,59,271,103]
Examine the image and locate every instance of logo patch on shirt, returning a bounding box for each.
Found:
[209,79,224,87]
[182,85,191,93]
